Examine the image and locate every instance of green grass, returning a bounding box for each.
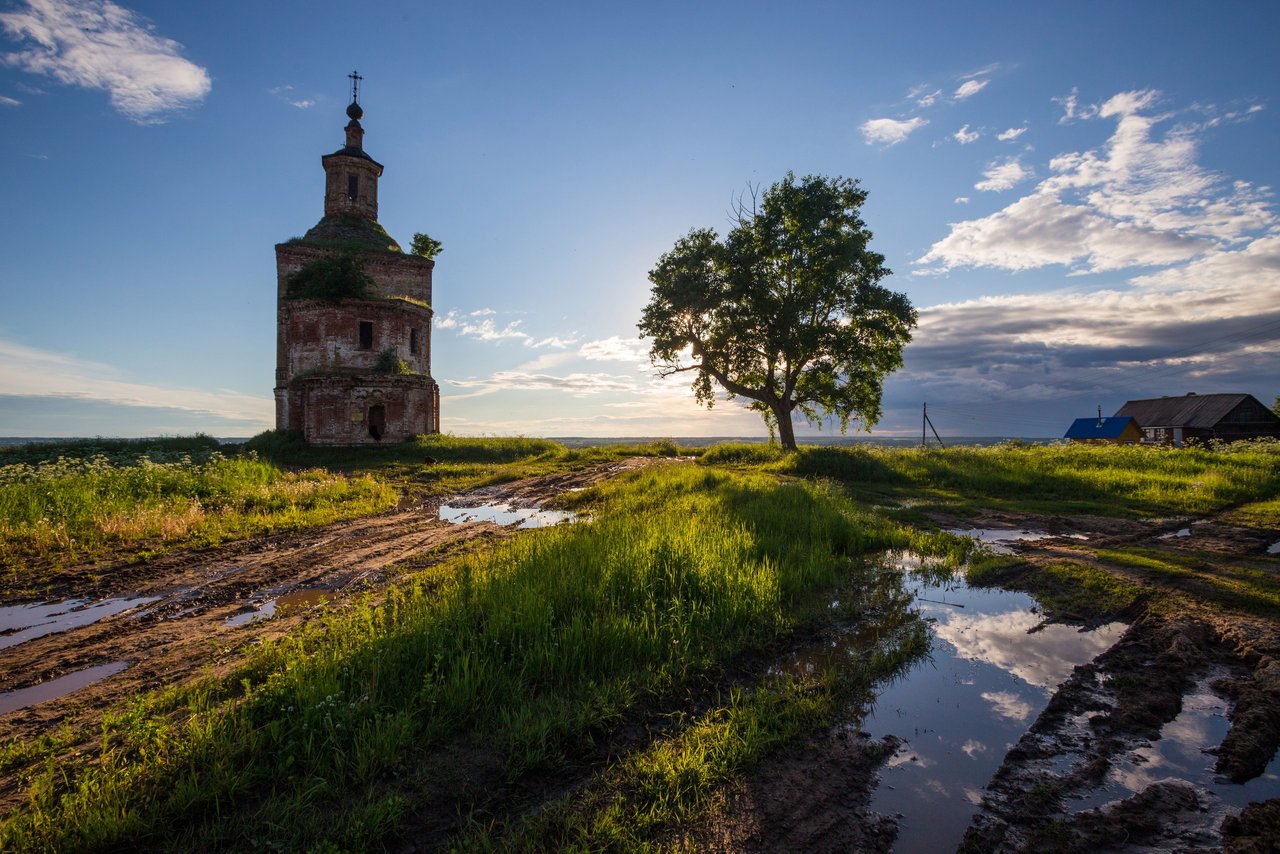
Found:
[0,465,957,852]
[0,444,396,584]
[967,556,1146,622]
[1096,546,1280,615]
[699,441,1280,519]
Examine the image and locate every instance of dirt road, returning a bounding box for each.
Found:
[0,457,655,802]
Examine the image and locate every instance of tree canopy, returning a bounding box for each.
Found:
[639,172,916,450]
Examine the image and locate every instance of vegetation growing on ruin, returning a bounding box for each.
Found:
[285,252,374,302]
[373,346,413,374]
[287,214,402,253]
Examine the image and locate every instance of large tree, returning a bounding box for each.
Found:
[639,173,916,450]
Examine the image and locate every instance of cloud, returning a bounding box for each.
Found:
[579,335,650,363]
[954,124,980,144]
[981,691,1032,722]
[860,116,927,146]
[0,339,272,427]
[954,79,989,100]
[0,94,19,106]
[918,90,1274,275]
[908,84,942,108]
[268,84,315,110]
[0,0,211,123]
[954,197,969,205]
[447,370,641,398]
[1052,86,1098,124]
[997,126,1027,142]
[435,308,575,348]
[974,157,1033,192]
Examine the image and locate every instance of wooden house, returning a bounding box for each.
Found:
[1114,393,1280,446]
[1064,416,1143,444]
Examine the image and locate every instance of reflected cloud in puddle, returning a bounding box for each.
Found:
[935,608,1125,690]
[947,528,1084,555]
[439,503,576,529]
[864,558,1126,853]
[0,661,129,715]
[1072,679,1280,814]
[0,596,159,650]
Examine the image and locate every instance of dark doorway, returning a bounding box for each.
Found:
[368,405,385,441]
[359,320,373,350]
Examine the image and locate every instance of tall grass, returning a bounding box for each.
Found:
[0,466,955,851]
[701,442,1280,518]
[0,448,395,579]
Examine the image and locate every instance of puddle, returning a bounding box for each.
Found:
[0,596,159,650]
[1267,540,1280,555]
[862,554,1126,853]
[223,588,330,627]
[947,528,1084,555]
[1159,527,1192,539]
[439,503,576,529]
[0,661,129,715]
[1070,675,1280,816]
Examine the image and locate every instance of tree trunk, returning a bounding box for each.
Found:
[775,403,798,451]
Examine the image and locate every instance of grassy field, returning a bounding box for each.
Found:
[2,434,1278,850]
[0,433,684,590]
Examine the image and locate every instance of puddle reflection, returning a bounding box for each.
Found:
[1071,677,1280,814]
[0,596,159,650]
[223,588,330,627]
[0,661,129,715]
[864,559,1125,854]
[439,503,576,529]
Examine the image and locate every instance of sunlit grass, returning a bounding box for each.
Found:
[0,465,956,851]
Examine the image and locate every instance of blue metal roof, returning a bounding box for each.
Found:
[1064,416,1137,439]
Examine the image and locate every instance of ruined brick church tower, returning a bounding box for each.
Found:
[274,74,440,444]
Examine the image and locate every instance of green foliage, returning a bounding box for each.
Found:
[639,172,917,449]
[1273,394,1280,418]
[705,441,1280,520]
[410,232,443,259]
[968,558,1144,622]
[0,440,396,582]
[374,347,413,374]
[286,253,374,302]
[0,466,955,851]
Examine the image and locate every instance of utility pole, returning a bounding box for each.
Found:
[922,402,946,448]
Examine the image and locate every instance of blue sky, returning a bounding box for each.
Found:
[1,0,1277,439]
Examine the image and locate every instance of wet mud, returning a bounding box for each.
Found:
[0,458,654,816]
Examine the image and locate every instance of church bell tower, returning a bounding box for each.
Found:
[273,73,441,445]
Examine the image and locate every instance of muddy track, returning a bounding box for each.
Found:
[0,457,657,815]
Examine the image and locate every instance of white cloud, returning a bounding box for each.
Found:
[268,84,315,110]
[908,84,942,108]
[579,335,650,363]
[435,308,575,349]
[974,157,1033,192]
[918,90,1274,275]
[954,124,980,144]
[0,94,19,106]
[997,126,1027,142]
[0,0,211,123]
[860,116,927,146]
[954,197,969,205]
[0,339,271,426]
[1053,86,1098,124]
[954,79,989,100]
[982,691,1032,722]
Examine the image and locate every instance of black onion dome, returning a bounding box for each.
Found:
[346,100,364,120]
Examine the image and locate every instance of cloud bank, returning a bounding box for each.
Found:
[0,0,210,122]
